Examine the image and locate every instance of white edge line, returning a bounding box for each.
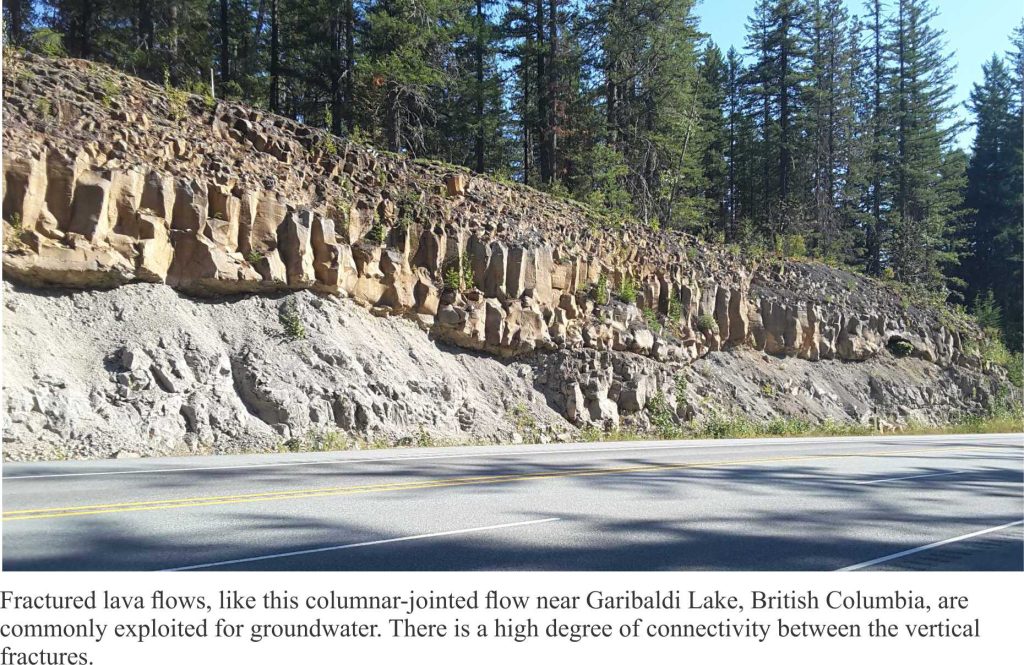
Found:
[160,518,561,571]
[853,469,971,485]
[837,520,1024,571]
[8,433,1017,481]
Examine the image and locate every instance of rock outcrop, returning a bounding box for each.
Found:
[1,52,1011,459]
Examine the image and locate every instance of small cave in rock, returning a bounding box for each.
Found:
[886,336,915,358]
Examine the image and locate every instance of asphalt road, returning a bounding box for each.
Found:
[2,433,1022,571]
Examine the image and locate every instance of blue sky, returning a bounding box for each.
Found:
[694,0,1024,149]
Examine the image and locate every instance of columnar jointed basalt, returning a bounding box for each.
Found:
[1,52,1004,435]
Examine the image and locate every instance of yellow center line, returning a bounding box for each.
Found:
[2,445,979,522]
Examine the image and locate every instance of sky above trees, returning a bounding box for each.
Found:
[696,0,1023,147]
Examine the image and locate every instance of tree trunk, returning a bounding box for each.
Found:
[270,0,280,113]
[546,0,559,182]
[329,3,343,134]
[535,0,551,184]
[139,0,155,51]
[385,82,401,152]
[220,0,231,86]
[778,7,791,214]
[605,0,619,148]
[474,0,486,173]
[867,0,883,275]
[72,0,94,58]
[344,0,355,133]
[7,0,26,44]
[522,51,533,185]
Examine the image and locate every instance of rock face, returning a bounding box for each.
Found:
[1,52,1011,460]
[2,283,569,460]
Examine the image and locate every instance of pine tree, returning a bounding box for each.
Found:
[362,0,466,153]
[425,0,510,172]
[743,0,777,234]
[888,0,963,289]
[851,0,896,275]
[596,0,704,228]
[722,47,745,241]
[699,42,729,240]
[803,0,857,258]
[961,49,1023,346]
[2,0,33,44]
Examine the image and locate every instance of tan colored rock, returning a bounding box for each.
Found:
[506,246,528,298]
[108,168,146,237]
[167,230,261,294]
[278,209,316,288]
[413,269,440,315]
[728,287,749,345]
[714,287,730,345]
[379,247,416,311]
[445,173,469,197]
[67,171,112,241]
[483,241,507,298]
[836,317,880,361]
[140,171,175,224]
[135,212,173,282]
[346,199,376,244]
[206,185,241,252]
[3,154,48,230]
[467,235,490,289]
[45,149,89,230]
[3,232,135,287]
[531,245,554,305]
[485,300,505,346]
[171,179,207,232]
[249,191,287,254]
[236,188,260,255]
[310,214,342,293]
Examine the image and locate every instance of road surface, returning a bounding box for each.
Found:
[3,433,1022,571]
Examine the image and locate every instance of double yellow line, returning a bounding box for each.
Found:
[2,445,975,522]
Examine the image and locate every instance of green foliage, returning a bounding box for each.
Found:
[281,428,352,453]
[443,265,461,290]
[1005,353,1024,388]
[696,314,719,335]
[668,298,683,323]
[510,402,541,444]
[367,222,386,245]
[889,339,915,358]
[245,251,264,265]
[980,334,1013,368]
[163,68,189,120]
[278,303,306,340]
[760,382,776,398]
[98,72,120,108]
[973,291,1002,331]
[579,143,633,217]
[26,29,65,57]
[674,373,688,403]
[594,274,609,306]
[4,213,28,251]
[642,307,660,331]
[313,107,339,156]
[645,391,678,439]
[775,234,807,258]
[443,252,474,290]
[33,97,52,118]
[616,274,637,304]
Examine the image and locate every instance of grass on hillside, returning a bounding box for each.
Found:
[275,400,1022,455]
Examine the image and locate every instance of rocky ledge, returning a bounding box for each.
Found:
[1,53,1011,459]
